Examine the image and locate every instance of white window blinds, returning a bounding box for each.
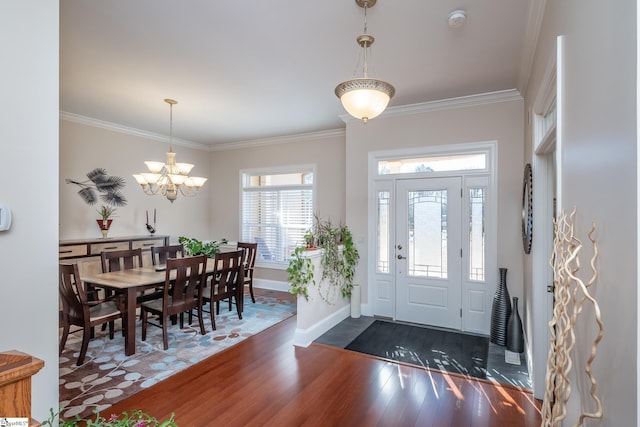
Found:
[241,170,313,265]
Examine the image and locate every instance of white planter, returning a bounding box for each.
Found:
[351,284,361,318]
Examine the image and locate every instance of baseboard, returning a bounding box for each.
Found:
[253,278,289,293]
[293,304,350,348]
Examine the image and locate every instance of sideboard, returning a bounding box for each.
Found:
[59,235,170,277]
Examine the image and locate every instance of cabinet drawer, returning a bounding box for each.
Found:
[132,239,162,251]
[90,241,130,254]
[59,245,87,258]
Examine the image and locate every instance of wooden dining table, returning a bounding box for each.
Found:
[82,262,218,356]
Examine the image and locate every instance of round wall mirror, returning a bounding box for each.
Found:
[522,163,533,254]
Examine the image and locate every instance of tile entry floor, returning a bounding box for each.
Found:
[315,316,532,390]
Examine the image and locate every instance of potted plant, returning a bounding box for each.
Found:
[97,205,117,238]
[304,229,316,249]
[287,215,359,303]
[43,408,177,427]
[178,236,222,258]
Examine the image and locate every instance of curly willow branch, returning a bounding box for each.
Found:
[540,208,604,427]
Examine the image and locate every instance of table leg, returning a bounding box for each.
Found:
[124,288,137,355]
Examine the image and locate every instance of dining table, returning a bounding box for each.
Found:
[82,261,220,356]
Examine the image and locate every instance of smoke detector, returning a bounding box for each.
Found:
[448,10,466,28]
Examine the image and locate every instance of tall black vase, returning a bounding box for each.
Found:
[507,296,525,353]
[490,267,511,346]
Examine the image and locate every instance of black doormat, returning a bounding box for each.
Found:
[345,320,489,379]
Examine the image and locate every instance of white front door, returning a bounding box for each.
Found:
[395,177,462,329]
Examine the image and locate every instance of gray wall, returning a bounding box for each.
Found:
[208,132,346,282]
[345,97,525,310]
[0,1,60,419]
[525,0,636,424]
[60,119,212,242]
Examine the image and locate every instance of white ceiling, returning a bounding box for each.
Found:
[60,0,536,148]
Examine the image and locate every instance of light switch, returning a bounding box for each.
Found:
[0,205,12,231]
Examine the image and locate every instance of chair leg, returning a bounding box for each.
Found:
[249,280,255,303]
[108,320,115,339]
[77,326,91,366]
[197,306,205,335]
[141,308,148,341]
[236,294,243,320]
[59,323,70,355]
[216,300,220,315]
[162,315,169,350]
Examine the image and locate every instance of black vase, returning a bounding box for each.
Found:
[507,297,525,353]
[490,267,511,346]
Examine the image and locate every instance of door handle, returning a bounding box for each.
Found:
[397,244,403,250]
[397,254,406,260]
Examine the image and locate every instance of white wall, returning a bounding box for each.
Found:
[60,119,212,242]
[0,1,59,420]
[345,96,525,316]
[525,0,636,424]
[208,131,346,282]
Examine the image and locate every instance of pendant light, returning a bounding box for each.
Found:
[335,0,395,123]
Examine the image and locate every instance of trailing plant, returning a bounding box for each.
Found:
[66,168,127,207]
[287,245,315,300]
[287,215,359,303]
[43,407,177,427]
[178,236,221,258]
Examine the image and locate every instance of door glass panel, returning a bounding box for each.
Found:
[469,187,485,281]
[377,191,390,273]
[408,190,447,278]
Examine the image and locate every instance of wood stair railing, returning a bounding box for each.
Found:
[0,350,45,426]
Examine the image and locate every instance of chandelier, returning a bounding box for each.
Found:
[335,0,395,123]
[133,99,207,203]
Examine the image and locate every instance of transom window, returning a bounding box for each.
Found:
[378,153,486,175]
[241,167,314,266]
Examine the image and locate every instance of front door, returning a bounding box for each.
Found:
[395,177,462,329]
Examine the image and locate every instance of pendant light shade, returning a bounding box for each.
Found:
[335,0,395,123]
[335,78,395,123]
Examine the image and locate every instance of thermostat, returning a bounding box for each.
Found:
[0,205,12,231]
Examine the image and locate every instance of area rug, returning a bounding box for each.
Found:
[59,289,296,420]
[345,320,489,379]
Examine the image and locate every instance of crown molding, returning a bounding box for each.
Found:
[209,128,346,152]
[517,0,548,98]
[59,111,208,151]
[61,111,345,152]
[339,89,523,123]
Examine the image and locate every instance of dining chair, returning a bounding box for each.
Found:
[100,248,143,272]
[237,242,258,303]
[141,255,208,350]
[100,248,162,306]
[201,250,244,330]
[58,262,124,365]
[150,244,184,266]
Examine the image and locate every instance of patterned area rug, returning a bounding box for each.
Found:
[59,289,296,420]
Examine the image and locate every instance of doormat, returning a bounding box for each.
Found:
[345,320,489,379]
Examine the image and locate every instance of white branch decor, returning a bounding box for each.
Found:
[541,208,604,427]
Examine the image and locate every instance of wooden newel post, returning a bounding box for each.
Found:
[0,350,45,425]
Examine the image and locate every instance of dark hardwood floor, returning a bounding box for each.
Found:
[107,315,541,426]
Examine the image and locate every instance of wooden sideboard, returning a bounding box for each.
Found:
[59,235,170,277]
